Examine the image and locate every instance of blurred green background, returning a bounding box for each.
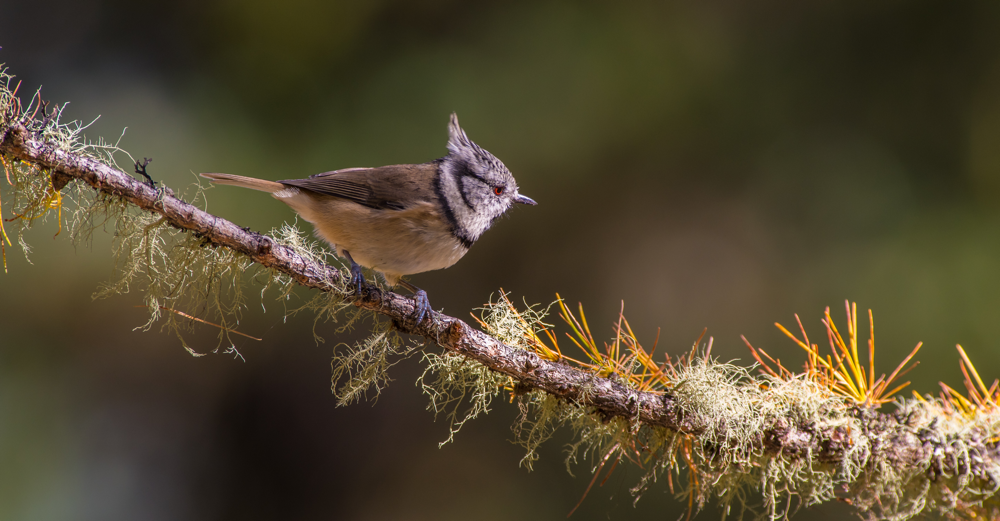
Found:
[3,0,1000,519]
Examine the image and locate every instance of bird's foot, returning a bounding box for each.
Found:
[349,262,366,296]
[411,289,430,325]
[342,251,366,296]
[398,280,431,325]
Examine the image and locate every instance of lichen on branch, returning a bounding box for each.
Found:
[3,66,1000,520]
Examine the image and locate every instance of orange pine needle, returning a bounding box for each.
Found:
[770,303,923,406]
[567,443,619,517]
[957,344,991,401]
[872,341,922,403]
[868,309,876,392]
[138,305,262,341]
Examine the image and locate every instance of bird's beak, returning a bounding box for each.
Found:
[513,194,537,206]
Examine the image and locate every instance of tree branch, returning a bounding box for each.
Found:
[0,120,678,423]
[3,116,999,519]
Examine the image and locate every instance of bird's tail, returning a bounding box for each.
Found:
[200,173,285,193]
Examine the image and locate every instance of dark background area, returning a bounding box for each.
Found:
[2,1,1000,519]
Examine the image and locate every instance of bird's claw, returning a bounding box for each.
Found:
[349,262,366,296]
[411,289,430,325]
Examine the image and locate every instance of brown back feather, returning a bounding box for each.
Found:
[279,162,440,211]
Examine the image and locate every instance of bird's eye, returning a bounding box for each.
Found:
[493,186,504,196]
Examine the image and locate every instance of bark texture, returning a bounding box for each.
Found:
[3,120,998,516]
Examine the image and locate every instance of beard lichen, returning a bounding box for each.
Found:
[7,65,1000,520]
[418,349,507,447]
[468,294,1000,519]
[330,319,411,406]
[0,66,359,355]
[79,181,354,356]
[266,221,353,342]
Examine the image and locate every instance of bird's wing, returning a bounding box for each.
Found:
[279,162,440,211]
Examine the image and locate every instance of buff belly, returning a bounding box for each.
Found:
[275,188,469,286]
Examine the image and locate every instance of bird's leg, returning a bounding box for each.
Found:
[398,280,431,325]
[342,250,366,296]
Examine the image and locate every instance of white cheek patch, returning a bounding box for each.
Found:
[441,170,471,218]
[438,159,510,243]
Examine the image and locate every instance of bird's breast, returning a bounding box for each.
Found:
[296,197,469,279]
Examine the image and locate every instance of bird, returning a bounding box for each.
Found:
[201,113,536,324]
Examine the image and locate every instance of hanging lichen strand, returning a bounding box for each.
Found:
[2,66,999,520]
[467,293,999,519]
